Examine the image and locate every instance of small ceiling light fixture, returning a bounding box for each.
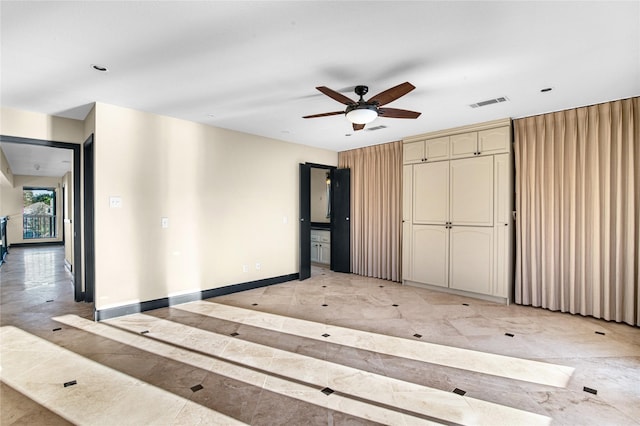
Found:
[540,87,553,93]
[91,64,108,72]
[345,105,377,125]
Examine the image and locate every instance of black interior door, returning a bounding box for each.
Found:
[83,135,95,302]
[330,168,350,273]
[299,163,311,280]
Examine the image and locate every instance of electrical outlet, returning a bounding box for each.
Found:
[161,217,169,228]
[242,265,249,273]
[109,196,122,208]
[255,263,261,270]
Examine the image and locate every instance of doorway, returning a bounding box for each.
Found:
[299,163,350,280]
[0,135,83,301]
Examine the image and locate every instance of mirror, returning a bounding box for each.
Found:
[310,167,331,224]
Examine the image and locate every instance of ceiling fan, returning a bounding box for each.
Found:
[303,82,421,131]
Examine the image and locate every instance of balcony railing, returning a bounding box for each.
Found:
[23,214,56,239]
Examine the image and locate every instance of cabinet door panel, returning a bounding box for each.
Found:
[494,153,511,225]
[403,141,425,164]
[425,137,450,161]
[310,243,320,263]
[412,225,449,287]
[493,224,510,297]
[413,161,449,224]
[450,156,493,226]
[449,226,493,294]
[478,126,510,155]
[403,165,413,222]
[320,243,331,265]
[450,132,478,158]
[402,222,412,281]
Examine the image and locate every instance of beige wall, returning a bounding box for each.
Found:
[0,107,85,143]
[0,147,14,188]
[0,148,15,216]
[93,103,337,310]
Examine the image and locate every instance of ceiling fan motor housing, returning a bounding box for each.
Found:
[354,85,369,99]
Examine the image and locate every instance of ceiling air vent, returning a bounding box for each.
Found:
[469,96,509,108]
[366,125,388,131]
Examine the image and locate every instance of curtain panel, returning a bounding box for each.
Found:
[338,141,402,282]
[514,97,640,326]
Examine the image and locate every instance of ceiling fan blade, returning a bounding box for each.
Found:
[378,107,421,119]
[368,82,416,106]
[353,123,365,131]
[303,111,345,119]
[316,86,356,105]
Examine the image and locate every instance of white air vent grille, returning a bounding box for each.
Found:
[366,125,388,131]
[469,97,509,108]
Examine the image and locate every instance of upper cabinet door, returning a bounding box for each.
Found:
[413,161,449,224]
[403,140,425,164]
[450,156,493,226]
[478,126,510,155]
[425,136,450,161]
[450,132,478,158]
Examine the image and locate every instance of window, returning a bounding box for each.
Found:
[23,187,56,239]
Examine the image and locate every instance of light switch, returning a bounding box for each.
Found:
[161,217,169,228]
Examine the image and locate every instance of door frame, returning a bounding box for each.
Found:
[299,163,311,280]
[300,162,342,279]
[83,134,95,303]
[0,135,83,301]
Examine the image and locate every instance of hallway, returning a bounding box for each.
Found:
[1,246,639,425]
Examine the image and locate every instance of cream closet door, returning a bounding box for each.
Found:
[449,155,494,294]
[493,153,512,297]
[402,165,413,280]
[412,225,448,287]
[449,227,493,293]
[413,161,449,224]
[450,156,493,225]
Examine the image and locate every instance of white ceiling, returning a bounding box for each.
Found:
[1,1,639,173]
[0,142,73,177]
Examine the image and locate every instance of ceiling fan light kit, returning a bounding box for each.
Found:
[346,105,378,124]
[303,82,421,131]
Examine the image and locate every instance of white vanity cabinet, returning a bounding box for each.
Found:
[402,118,513,304]
[311,229,330,265]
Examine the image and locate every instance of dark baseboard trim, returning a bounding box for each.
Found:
[10,241,64,248]
[94,272,299,321]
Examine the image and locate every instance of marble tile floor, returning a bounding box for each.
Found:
[1,246,639,425]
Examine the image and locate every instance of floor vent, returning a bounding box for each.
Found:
[470,96,508,108]
[366,125,388,131]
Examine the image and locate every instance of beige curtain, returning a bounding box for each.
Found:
[514,97,640,326]
[339,141,402,282]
